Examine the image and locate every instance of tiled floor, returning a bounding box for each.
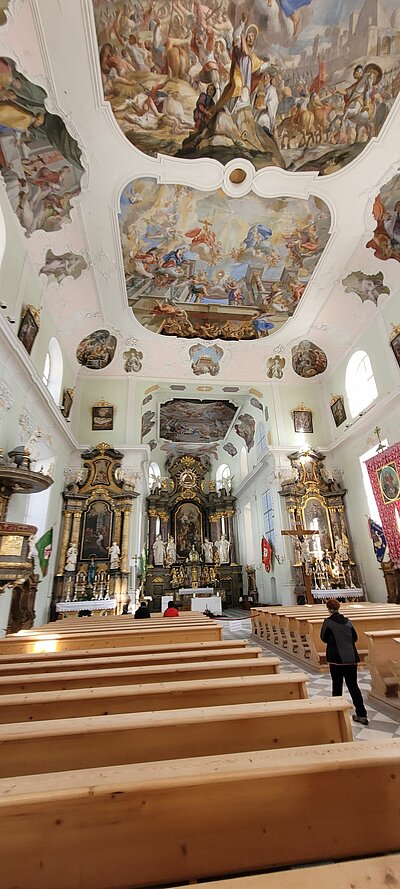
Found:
[219,613,400,740]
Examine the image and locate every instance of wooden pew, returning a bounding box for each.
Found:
[0,656,281,695]
[0,645,263,677]
[0,639,250,667]
[170,855,400,889]
[0,623,223,654]
[366,629,400,702]
[0,672,308,723]
[0,697,352,778]
[0,740,399,889]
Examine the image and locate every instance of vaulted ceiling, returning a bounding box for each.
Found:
[0,0,399,386]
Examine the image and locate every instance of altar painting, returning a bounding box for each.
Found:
[81,500,113,560]
[303,496,332,555]
[121,179,331,343]
[175,503,203,557]
[93,0,400,175]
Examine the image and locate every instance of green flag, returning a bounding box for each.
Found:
[35,528,53,577]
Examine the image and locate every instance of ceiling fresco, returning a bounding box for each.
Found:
[0,1,11,26]
[94,0,400,175]
[367,170,400,262]
[291,338,327,377]
[39,250,88,283]
[342,269,390,303]
[0,57,83,235]
[159,399,237,442]
[76,329,117,369]
[120,179,331,342]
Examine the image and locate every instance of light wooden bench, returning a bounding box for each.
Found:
[0,623,223,654]
[0,639,250,666]
[366,629,400,702]
[0,672,308,723]
[0,656,281,695]
[0,740,399,889]
[0,646,263,677]
[170,854,400,889]
[0,696,352,778]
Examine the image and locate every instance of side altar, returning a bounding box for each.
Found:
[144,455,243,611]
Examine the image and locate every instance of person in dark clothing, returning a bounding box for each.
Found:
[320,597,368,725]
[134,601,151,619]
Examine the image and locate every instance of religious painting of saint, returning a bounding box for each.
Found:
[377,463,400,504]
[17,305,40,355]
[303,497,332,554]
[92,0,400,176]
[76,329,117,370]
[292,407,313,434]
[92,459,110,487]
[81,500,113,559]
[175,503,203,558]
[330,395,346,428]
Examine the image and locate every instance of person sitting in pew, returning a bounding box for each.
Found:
[163,600,180,617]
[134,601,151,619]
[321,598,369,726]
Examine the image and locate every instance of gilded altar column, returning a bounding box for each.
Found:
[226,511,238,564]
[113,508,122,550]
[56,509,73,575]
[70,509,82,548]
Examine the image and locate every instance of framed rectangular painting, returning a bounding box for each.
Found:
[92,404,113,431]
[293,408,313,434]
[330,395,346,428]
[61,388,74,419]
[17,305,40,355]
[390,330,400,369]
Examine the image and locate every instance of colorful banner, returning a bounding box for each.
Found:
[366,443,400,566]
[367,518,387,563]
[261,536,272,573]
[35,528,53,578]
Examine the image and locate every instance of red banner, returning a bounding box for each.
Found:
[261,536,272,573]
[366,443,400,566]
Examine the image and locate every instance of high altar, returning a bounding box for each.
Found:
[145,455,242,611]
[279,449,362,603]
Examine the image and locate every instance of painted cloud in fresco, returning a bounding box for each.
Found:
[76,329,117,369]
[342,270,390,304]
[121,179,330,343]
[40,250,88,283]
[291,339,327,377]
[367,172,400,263]
[0,58,83,235]
[93,0,400,175]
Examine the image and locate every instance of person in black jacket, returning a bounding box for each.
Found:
[134,601,151,619]
[320,598,368,725]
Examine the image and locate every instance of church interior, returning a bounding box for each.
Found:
[0,0,400,885]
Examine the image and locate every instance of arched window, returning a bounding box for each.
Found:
[256,421,267,459]
[240,446,248,480]
[345,350,378,418]
[149,461,161,490]
[42,337,63,404]
[216,463,231,493]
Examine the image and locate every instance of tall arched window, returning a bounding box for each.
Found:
[345,350,378,418]
[216,463,231,492]
[256,421,267,459]
[42,337,63,404]
[240,446,248,480]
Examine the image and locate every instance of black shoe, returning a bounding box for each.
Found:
[352,714,369,726]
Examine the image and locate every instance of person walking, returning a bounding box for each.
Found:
[320,598,368,726]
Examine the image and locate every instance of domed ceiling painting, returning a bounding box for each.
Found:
[94,0,400,174]
[120,179,331,342]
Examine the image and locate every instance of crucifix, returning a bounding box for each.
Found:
[281,519,319,605]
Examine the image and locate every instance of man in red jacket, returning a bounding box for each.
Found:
[163,600,180,617]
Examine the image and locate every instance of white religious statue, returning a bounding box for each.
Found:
[109,541,120,570]
[215,533,230,564]
[203,538,214,564]
[166,534,176,565]
[65,542,78,573]
[28,535,37,561]
[153,534,166,566]
[300,538,312,575]
[294,538,302,565]
[335,536,349,563]
[151,476,162,494]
